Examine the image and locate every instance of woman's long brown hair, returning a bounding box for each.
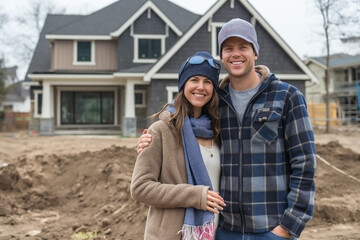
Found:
[151,88,220,147]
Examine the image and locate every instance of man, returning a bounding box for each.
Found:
[138,18,316,239]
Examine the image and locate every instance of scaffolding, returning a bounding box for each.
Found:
[333,67,360,124]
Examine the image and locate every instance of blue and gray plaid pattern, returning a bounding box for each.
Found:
[217,72,316,238]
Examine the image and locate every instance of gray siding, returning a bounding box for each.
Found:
[165,28,178,51]
[117,28,135,71]
[134,10,166,34]
[148,79,177,118]
[212,0,253,22]
[135,85,150,130]
[255,24,303,74]
[283,80,305,97]
[159,24,212,73]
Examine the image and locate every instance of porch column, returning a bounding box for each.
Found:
[40,82,55,135]
[123,80,137,137]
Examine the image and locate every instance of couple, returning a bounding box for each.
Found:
[131,18,316,240]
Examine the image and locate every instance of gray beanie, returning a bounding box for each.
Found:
[218,18,260,58]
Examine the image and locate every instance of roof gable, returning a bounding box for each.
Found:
[145,0,318,83]
[110,1,182,37]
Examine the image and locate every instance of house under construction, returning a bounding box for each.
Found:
[306,53,360,124]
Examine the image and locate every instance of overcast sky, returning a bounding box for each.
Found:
[0,0,331,78]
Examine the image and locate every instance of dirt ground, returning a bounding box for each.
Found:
[0,126,359,240]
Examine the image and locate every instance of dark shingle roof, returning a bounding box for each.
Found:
[48,0,200,35]
[4,81,29,102]
[25,14,83,80]
[311,53,360,68]
[4,66,18,78]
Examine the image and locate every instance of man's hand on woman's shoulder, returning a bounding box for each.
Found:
[137,129,152,154]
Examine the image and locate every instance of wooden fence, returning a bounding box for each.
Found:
[0,111,30,131]
[307,102,342,127]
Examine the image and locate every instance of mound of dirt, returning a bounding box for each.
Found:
[0,145,147,240]
[310,141,360,226]
[0,136,359,240]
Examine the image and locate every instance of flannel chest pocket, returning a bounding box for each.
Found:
[251,107,282,144]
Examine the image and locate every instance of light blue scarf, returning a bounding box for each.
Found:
[166,104,215,239]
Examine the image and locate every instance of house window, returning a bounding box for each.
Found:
[34,90,42,118]
[73,41,95,65]
[344,69,349,82]
[166,86,178,103]
[135,90,146,108]
[216,27,222,55]
[60,91,114,124]
[139,39,161,59]
[77,41,91,62]
[37,94,43,115]
[351,67,360,81]
[133,35,165,63]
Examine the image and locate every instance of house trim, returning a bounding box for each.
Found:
[166,86,178,103]
[23,81,40,86]
[152,73,178,79]
[135,89,147,107]
[210,21,227,59]
[28,74,114,80]
[56,86,119,127]
[110,1,182,38]
[46,35,112,40]
[276,74,311,80]
[113,72,145,78]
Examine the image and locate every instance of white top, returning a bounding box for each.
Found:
[199,141,221,234]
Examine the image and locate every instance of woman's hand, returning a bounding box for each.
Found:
[137,129,152,154]
[206,190,226,214]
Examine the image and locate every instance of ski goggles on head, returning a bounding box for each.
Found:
[178,56,221,80]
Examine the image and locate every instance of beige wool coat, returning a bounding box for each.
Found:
[130,111,210,240]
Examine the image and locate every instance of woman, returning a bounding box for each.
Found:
[130,51,225,240]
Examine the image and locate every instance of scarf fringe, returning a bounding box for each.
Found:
[178,221,214,240]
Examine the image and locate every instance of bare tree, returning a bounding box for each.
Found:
[0,10,8,46]
[0,12,7,30]
[13,0,66,64]
[314,0,360,132]
[0,59,9,106]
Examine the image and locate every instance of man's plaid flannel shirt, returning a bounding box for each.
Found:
[217,66,316,238]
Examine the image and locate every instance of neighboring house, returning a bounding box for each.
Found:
[340,36,360,56]
[2,81,31,112]
[2,66,18,88]
[306,53,360,123]
[26,0,317,136]
[1,66,30,112]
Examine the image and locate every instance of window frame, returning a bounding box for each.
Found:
[166,86,178,103]
[33,90,43,118]
[133,34,165,63]
[211,23,226,59]
[135,89,147,108]
[56,87,118,127]
[73,40,96,66]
